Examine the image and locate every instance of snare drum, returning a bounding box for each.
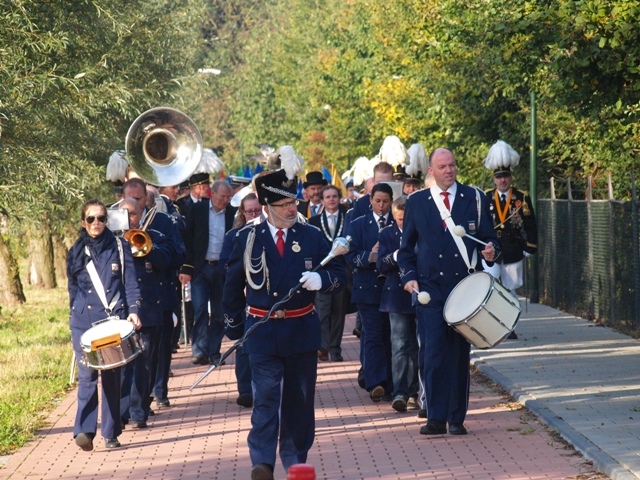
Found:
[443,271,521,349]
[80,318,144,370]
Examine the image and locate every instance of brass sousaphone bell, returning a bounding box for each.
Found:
[125,107,203,187]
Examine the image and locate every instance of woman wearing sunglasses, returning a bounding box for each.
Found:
[67,199,141,451]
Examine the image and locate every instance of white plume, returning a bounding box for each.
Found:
[483,140,520,170]
[194,148,225,175]
[350,156,373,187]
[106,150,129,182]
[379,135,409,168]
[278,145,304,180]
[405,143,429,177]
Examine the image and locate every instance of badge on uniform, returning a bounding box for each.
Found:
[112,263,120,275]
[292,241,301,253]
[468,221,477,235]
[305,258,313,271]
[145,261,153,273]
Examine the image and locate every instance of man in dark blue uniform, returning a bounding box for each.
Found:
[223,165,346,480]
[118,198,172,428]
[399,148,500,436]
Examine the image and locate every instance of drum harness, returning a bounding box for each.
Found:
[432,188,482,273]
[84,237,125,324]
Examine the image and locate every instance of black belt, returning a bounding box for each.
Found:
[204,260,219,265]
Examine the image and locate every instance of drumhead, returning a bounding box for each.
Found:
[81,319,134,345]
[444,272,493,324]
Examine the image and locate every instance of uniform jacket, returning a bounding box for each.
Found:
[148,210,185,311]
[222,221,347,355]
[486,187,538,264]
[345,211,395,305]
[377,224,414,314]
[67,228,141,331]
[180,199,237,278]
[398,183,501,305]
[129,228,172,327]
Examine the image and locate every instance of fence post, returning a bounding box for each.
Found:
[568,178,575,310]
[632,173,640,328]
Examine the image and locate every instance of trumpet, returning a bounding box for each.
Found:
[122,204,157,257]
[123,229,152,257]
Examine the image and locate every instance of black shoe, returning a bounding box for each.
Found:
[391,395,408,412]
[507,331,518,339]
[449,423,468,435]
[420,420,447,435]
[369,385,385,403]
[148,409,155,417]
[352,328,361,338]
[251,463,274,480]
[75,432,94,452]
[317,349,329,361]
[331,352,344,362]
[209,356,225,365]
[191,355,208,365]
[417,408,428,419]
[156,398,170,408]
[105,437,121,448]
[236,395,253,408]
[131,420,147,429]
[357,368,366,389]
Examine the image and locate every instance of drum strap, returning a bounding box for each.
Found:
[432,191,478,271]
[84,246,121,315]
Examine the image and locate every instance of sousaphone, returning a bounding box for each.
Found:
[125,107,202,187]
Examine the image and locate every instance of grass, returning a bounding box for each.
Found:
[0,283,72,456]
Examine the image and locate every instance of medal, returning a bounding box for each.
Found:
[292,241,301,253]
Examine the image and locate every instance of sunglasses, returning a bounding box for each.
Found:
[85,215,107,224]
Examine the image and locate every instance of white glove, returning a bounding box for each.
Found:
[299,271,322,291]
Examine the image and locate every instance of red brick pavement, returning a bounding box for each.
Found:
[0,314,603,480]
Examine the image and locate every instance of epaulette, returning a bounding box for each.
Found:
[235,223,255,237]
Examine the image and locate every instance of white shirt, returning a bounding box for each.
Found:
[266,220,288,244]
[431,183,458,211]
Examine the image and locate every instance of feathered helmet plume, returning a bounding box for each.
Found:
[106,150,129,183]
[254,145,304,205]
[343,156,372,188]
[188,148,225,186]
[484,140,520,177]
[379,136,409,176]
[405,143,429,182]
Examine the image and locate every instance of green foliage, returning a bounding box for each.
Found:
[1,0,208,224]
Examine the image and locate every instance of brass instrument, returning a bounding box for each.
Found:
[122,205,157,257]
[125,107,202,187]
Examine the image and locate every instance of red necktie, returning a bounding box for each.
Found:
[441,192,451,230]
[276,230,285,256]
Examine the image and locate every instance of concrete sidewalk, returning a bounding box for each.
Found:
[0,304,623,479]
[472,300,640,480]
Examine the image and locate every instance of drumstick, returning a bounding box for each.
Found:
[452,225,489,247]
[412,287,431,305]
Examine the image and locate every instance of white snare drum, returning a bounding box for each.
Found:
[443,271,521,349]
[80,318,144,370]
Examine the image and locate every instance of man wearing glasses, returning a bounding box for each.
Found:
[223,164,347,480]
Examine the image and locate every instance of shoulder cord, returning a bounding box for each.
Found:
[244,228,269,291]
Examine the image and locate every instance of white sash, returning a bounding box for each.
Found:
[84,239,124,316]
[432,191,478,272]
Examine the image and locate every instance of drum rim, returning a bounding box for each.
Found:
[444,271,495,326]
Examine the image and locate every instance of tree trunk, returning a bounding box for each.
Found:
[53,235,68,285]
[27,224,57,289]
[0,235,26,305]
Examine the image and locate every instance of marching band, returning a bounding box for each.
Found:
[70,111,537,479]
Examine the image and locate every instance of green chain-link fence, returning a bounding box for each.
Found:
[536,194,640,332]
